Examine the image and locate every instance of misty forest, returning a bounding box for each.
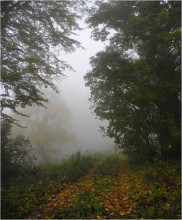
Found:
[1,1,181,219]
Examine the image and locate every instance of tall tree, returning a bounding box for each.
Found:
[1,1,83,123]
[85,1,181,160]
[12,89,79,162]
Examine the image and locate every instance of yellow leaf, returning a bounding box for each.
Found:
[96,216,102,219]
[120,211,126,216]
[106,205,114,209]
[164,203,170,210]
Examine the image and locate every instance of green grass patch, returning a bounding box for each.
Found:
[1,150,97,219]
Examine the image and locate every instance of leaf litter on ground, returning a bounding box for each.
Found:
[27,156,181,219]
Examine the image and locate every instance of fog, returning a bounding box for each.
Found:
[60,28,113,152]
[12,20,114,162]
[57,20,114,155]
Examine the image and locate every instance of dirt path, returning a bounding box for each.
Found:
[27,160,105,219]
[28,160,145,219]
[27,159,181,219]
[29,175,93,218]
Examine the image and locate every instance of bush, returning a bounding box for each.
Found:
[1,120,36,179]
[144,160,181,185]
[1,150,97,219]
[93,153,121,179]
[135,160,181,219]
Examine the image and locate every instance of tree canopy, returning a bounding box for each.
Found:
[85,1,181,161]
[1,1,83,123]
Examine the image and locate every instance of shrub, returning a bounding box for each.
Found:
[1,150,97,219]
[93,153,121,179]
[1,120,36,179]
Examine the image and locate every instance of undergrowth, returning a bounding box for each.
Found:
[1,152,181,219]
[1,150,97,219]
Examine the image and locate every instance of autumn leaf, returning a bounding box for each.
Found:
[123,196,129,201]
[120,211,126,216]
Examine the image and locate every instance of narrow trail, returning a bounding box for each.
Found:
[29,174,93,219]
[28,159,107,219]
[27,158,180,219]
[27,159,145,219]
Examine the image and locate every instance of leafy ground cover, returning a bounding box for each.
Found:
[1,151,97,219]
[2,153,181,219]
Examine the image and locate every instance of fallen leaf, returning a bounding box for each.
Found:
[120,211,126,216]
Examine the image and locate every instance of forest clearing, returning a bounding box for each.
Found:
[2,152,181,219]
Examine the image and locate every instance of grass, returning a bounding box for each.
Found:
[1,151,181,219]
[1,150,98,219]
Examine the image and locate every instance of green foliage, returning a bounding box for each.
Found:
[85,1,181,160]
[1,151,96,219]
[55,190,104,219]
[65,150,95,182]
[144,160,180,185]
[1,120,35,179]
[135,160,181,219]
[93,154,121,179]
[1,1,83,123]
[1,153,181,219]
[39,150,96,183]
